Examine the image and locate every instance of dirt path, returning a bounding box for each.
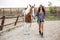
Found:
[0,21,60,40]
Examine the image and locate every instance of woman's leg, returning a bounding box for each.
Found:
[41,22,44,33]
[39,23,41,31]
[40,22,44,37]
[39,23,41,34]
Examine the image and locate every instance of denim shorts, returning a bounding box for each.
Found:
[37,17,44,23]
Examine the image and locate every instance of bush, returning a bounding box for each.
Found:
[48,2,57,14]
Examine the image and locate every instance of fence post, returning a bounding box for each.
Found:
[0,16,5,30]
[14,15,19,26]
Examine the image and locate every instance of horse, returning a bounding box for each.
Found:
[24,4,35,23]
[23,4,35,34]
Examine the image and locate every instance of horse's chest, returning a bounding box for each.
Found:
[25,13,31,23]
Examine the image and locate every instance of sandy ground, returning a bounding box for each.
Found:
[0,21,60,40]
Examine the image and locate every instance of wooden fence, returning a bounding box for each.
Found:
[0,8,24,30]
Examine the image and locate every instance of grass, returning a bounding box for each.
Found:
[46,16,60,21]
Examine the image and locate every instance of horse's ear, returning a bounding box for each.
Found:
[29,4,31,7]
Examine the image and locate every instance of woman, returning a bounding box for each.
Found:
[36,5,45,37]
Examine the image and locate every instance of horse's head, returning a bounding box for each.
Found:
[28,4,35,16]
[24,4,35,16]
[29,4,35,10]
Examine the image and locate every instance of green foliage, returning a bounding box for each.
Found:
[48,2,52,6]
[48,2,56,14]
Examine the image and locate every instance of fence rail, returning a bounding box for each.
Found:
[0,16,23,30]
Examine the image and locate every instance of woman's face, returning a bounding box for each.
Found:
[40,6,42,10]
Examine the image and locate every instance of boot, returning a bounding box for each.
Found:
[41,32,43,38]
[39,30,41,35]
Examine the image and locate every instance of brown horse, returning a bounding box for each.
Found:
[23,4,35,34]
[24,4,35,23]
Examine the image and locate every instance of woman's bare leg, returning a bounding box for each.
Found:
[41,22,44,32]
[40,22,44,37]
[39,23,41,31]
[38,23,41,35]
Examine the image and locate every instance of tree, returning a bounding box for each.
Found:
[48,2,57,14]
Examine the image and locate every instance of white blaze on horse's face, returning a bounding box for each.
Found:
[32,7,34,16]
[31,4,35,17]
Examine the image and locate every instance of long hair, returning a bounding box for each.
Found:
[36,5,45,17]
[38,5,45,13]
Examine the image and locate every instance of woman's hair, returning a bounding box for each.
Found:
[38,5,45,13]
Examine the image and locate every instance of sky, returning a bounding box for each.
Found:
[0,0,60,8]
